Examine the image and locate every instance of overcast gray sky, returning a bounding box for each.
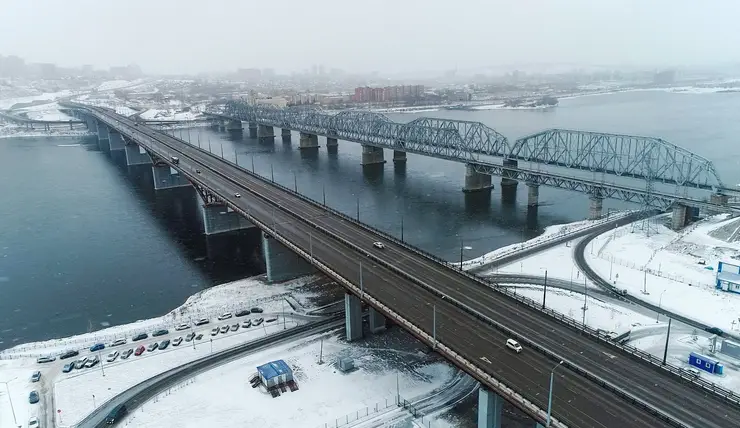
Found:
[1,0,737,75]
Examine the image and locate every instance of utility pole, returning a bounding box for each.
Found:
[662,318,672,365]
[542,270,548,310]
[323,185,326,206]
[99,351,105,376]
[359,262,364,299]
[235,149,238,165]
[309,232,313,263]
[271,164,274,182]
[282,299,286,330]
[432,304,437,349]
[294,173,298,192]
[401,215,404,241]
[459,240,464,270]
[356,197,360,221]
[318,338,324,364]
[582,277,588,327]
[546,361,564,426]
[251,155,255,172]
[220,144,224,158]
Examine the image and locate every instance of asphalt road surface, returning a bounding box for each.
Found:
[79,106,740,428]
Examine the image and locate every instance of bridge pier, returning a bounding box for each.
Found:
[361,145,386,166]
[477,387,503,428]
[125,143,152,166]
[707,193,730,216]
[501,159,518,203]
[152,164,190,190]
[326,137,338,152]
[671,203,689,230]
[199,202,254,235]
[226,120,243,132]
[258,124,274,141]
[527,182,539,207]
[261,232,315,283]
[392,150,407,164]
[299,132,319,150]
[96,121,110,151]
[369,307,386,333]
[588,195,604,220]
[108,130,125,151]
[345,293,363,342]
[248,123,258,138]
[463,164,493,193]
[281,128,292,142]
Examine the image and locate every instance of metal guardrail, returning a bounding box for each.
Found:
[77,106,739,426]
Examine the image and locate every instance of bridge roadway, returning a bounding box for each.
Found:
[85,106,740,428]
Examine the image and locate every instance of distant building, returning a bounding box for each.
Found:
[352,85,425,103]
[716,262,740,294]
[255,97,288,108]
[256,360,293,388]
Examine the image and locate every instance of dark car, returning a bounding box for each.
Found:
[159,339,170,350]
[62,363,74,373]
[250,307,264,313]
[152,329,169,337]
[706,327,724,336]
[59,350,79,360]
[195,334,203,340]
[90,343,105,352]
[132,333,148,341]
[29,390,39,404]
[235,309,250,317]
[185,332,196,342]
[105,404,127,425]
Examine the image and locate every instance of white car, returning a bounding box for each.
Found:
[506,338,522,353]
[172,337,183,346]
[210,328,219,336]
[372,241,385,249]
[106,351,119,362]
[218,313,233,321]
[175,323,190,331]
[28,416,39,428]
[234,193,241,198]
[111,339,127,347]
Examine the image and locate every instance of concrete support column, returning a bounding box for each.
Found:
[671,203,689,230]
[226,120,243,131]
[345,293,363,342]
[392,150,407,164]
[257,124,274,140]
[526,183,539,207]
[588,195,604,220]
[261,232,315,283]
[248,123,258,138]
[463,164,493,193]
[96,121,110,151]
[281,128,292,142]
[152,164,190,190]
[361,145,386,166]
[707,193,730,216]
[125,143,152,166]
[326,137,339,150]
[501,159,518,203]
[369,307,386,333]
[477,387,503,428]
[199,203,254,235]
[109,130,125,151]
[299,132,319,150]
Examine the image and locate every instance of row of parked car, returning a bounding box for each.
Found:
[35,308,266,365]
[209,317,269,336]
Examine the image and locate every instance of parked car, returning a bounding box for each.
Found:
[105,404,127,425]
[159,339,170,350]
[28,416,39,428]
[172,337,183,346]
[134,345,146,356]
[31,371,41,382]
[230,323,239,332]
[210,328,219,336]
[217,313,233,321]
[85,356,100,368]
[250,307,263,313]
[62,363,74,373]
[147,343,159,352]
[265,317,277,323]
[36,356,55,364]
[505,338,523,353]
[29,390,39,404]
[195,334,203,340]
[219,325,229,334]
[90,343,105,352]
[175,323,190,331]
[235,309,250,317]
[241,320,252,328]
[185,332,196,342]
[111,339,127,347]
[152,329,169,337]
[74,357,89,369]
[59,350,79,360]
[121,349,134,360]
[194,318,209,326]
[106,351,120,362]
[706,327,724,336]
[132,333,148,342]
[253,318,264,326]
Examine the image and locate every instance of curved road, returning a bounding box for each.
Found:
[72,104,740,428]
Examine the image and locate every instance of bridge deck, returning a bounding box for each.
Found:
[74,104,740,428]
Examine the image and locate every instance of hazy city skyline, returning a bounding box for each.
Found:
[1,0,738,76]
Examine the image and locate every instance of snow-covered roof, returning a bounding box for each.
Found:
[717,270,740,284]
[257,359,291,380]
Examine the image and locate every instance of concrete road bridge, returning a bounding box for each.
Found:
[208,101,740,230]
[62,101,740,428]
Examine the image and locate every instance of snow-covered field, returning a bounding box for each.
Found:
[585,214,740,331]
[0,125,92,140]
[0,90,73,110]
[139,108,199,121]
[117,332,457,428]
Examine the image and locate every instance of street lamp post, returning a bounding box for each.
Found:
[546,360,564,426]
[0,382,18,427]
[662,317,672,365]
[542,270,548,310]
[657,290,667,322]
[400,215,404,241]
[459,240,464,270]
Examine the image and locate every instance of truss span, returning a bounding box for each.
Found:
[511,129,723,190]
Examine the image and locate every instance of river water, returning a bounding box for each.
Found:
[1,89,738,349]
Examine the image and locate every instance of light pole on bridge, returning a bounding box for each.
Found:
[546,360,565,427]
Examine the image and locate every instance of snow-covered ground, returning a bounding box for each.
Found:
[585,214,740,331]
[0,90,73,110]
[0,125,92,140]
[116,332,457,428]
[139,108,199,121]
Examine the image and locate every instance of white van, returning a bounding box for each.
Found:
[506,338,522,353]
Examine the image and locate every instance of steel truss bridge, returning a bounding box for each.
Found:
[213,101,737,211]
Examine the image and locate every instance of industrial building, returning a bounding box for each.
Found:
[256,359,293,388]
[715,261,740,294]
